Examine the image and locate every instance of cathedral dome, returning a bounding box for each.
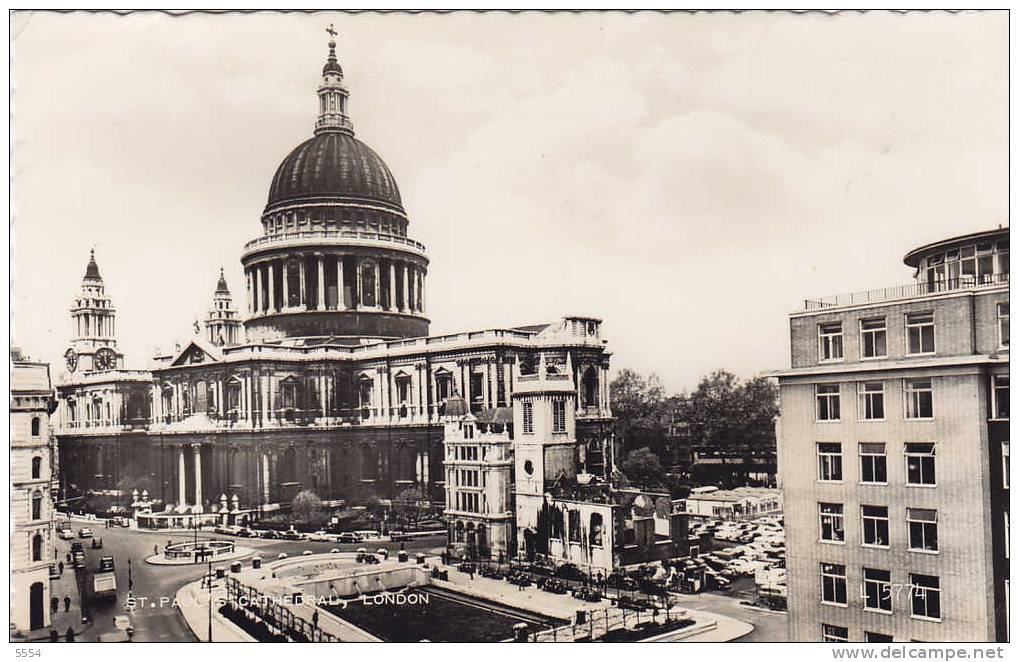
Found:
[266,131,403,213]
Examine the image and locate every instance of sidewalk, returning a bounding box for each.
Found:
[175,579,254,643]
[22,566,87,642]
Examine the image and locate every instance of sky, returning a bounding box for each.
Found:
[9,10,1008,393]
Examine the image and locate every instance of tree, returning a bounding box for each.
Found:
[621,447,665,489]
[393,486,427,524]
[610,369,669,459]
[292,490,322,521]
[674,370,779,485]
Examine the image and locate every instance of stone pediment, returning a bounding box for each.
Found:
[170,339,223,367]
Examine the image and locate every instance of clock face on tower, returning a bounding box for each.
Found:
[64,348,78,373]
[94,347,116,372]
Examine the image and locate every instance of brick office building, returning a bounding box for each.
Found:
[774,228,1009,642]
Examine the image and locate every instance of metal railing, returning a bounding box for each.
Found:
[802,272,1009,311]
[243,229,427,253]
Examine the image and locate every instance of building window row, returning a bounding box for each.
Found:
[816,312,938,363]
[816,379,935,422]
[817,501,937,552]
[817,442,936,486]
[819,564,941,620]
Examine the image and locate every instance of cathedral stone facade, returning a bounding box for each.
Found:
[53,35,613,523]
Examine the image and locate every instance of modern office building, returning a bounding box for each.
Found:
[775,227,1009,642]
[10,349,57,636]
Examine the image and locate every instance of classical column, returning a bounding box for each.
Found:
[407,265,415,312]
[372,260,380,308]
[389,262,397,311]
[246,270,253,314]
[336,254,345,309]
[317,254,326,310]
[193,445,203,511]
[261,453,271,503]
[254,266,263,314]
[419,270,426,313]
[267,261,276,312]
[319,372,328,422]
[282,259,290,310]
[299,256,307,309]
[401,262,409,311]
[354,256,362,309]
[177,447,187,508]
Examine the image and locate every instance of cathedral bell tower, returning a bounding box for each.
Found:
[65,250,123,374]
[204,268,242,347]
[511,352,578,555]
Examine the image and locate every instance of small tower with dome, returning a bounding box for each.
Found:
[65,249,123,374]
[205,268,242,347]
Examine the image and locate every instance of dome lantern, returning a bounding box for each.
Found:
[315,24,353,136]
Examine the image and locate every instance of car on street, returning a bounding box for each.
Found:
[306,530,332,542]
[336,532,362,543]
[78,527,94,538]
[59,528,76,540]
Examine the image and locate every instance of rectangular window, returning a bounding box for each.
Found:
[905,443,936,486]
[865,632,894,643]
[552,399,566,433]
[998,302,1009,348]
[822,624,849,643]
[817,443,843,482]
[910,574,941,620]
[819,502,845,542]
[858,382,885,420]
[819,322,844,362]
[522,402,534,434]
[907,508,939,553]
[863,568,892,613]
[905,312,935,355]
[862,505,890,547]
[993,374,1009,420]
[816,384,841,421]
[820,563,848,606]
[859,443,887,484]
[860,317,887,359]
[904,379,934,419]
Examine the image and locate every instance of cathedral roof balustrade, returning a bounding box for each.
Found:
[242,229,427,260]
[217,325,606,363]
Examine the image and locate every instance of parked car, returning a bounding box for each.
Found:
[306,530,332,542]
[78,527,94,538]
[236,527,253,538]
[279,529,302,541]
[336,532,362,544]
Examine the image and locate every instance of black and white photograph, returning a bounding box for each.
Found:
[7,8,1010,651]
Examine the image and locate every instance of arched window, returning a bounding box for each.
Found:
[31,457,42,480]
[31,534,43,562]
[31,492,42,520]
[590,512,604,547]
[30,417,41,437]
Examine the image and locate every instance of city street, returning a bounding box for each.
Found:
[56,519,445,642]
[670,590,788,642]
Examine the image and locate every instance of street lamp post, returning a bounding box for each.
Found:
[207,555,213,643]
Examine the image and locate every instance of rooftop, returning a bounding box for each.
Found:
[799,272,1008,313]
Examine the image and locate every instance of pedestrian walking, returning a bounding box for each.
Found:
[64,595,71,612]
[65,627,75,642]
[51,596,59,613]
[58,561,64,575]
[312,610,319,629]
[154,544,159,556]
